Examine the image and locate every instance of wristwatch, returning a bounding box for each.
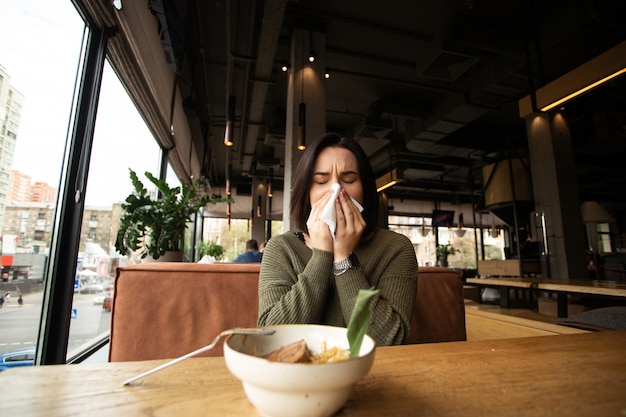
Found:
[333,253,360,276]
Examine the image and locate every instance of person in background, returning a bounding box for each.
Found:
[258,133,418,346]
[232,239,264,263]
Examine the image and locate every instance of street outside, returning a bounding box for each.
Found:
[0,289,111,356]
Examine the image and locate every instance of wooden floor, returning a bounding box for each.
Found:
[463,298,589,324]
[463,297,592,341]
[461,284,597,341]
[463,286,599,324]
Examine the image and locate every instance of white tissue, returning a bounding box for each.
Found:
[318,183,364,239]
[198,255,216,264]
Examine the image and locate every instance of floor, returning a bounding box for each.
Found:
[463,287,598,325]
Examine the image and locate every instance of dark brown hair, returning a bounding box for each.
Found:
[290,133,379,239]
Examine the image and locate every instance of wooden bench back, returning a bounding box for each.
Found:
[410,267,466,344]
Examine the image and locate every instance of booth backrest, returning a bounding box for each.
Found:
[109,262,260,361]
[109,264,466,361]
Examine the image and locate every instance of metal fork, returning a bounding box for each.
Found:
[122,327,275,386]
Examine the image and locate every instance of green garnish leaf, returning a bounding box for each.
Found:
[347,288,380,358]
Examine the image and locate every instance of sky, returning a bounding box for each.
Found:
[0,1,81,183]
[0,0,163,206]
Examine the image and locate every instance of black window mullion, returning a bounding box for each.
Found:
[36,25,109,366]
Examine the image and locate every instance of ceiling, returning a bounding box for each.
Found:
[144,0,626,208]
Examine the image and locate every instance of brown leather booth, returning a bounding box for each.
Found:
[109,263,465,362]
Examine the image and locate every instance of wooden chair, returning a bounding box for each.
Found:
[409,267,466,344]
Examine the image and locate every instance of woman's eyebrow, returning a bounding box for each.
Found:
[312,170,359,177]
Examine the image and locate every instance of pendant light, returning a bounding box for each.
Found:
[308,29,315,62]
[225,163,232,197]
[224,95,235,146]
[267,168,273,198]
[297,30,307,151]
[297,103,306,151]
[455,213,466,237]
[225,163,231,226]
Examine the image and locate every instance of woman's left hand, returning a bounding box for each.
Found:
[333,189,365,261]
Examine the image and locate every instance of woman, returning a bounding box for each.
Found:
[258,133,418,346]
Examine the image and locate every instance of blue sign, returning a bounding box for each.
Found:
[71,308,77,318]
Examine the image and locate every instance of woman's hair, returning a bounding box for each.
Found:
[290,132,379,239]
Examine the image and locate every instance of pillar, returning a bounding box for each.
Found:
[282,28,327,231]
[525,112,588,279]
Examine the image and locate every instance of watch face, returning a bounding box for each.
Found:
[349,253,359,267]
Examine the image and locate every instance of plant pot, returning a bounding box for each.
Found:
[142,251,184,263]
[437,260,449,268]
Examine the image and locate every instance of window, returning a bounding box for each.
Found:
[0,0,84,362]
[68,60,163,359]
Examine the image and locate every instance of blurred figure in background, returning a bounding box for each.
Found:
[232,239,264,263]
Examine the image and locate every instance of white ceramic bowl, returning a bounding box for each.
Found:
[224,324,376,417]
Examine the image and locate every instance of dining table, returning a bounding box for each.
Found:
[466,277,626,317]
[1,330,625,417]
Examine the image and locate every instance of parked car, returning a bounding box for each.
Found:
[80,284,104,294]
[93,292,110,305]
[102,295,113,312]
[0,346,36,371]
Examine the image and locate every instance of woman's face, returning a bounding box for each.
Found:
[309,146,363,206]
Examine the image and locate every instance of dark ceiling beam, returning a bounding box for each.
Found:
[285,4,433,44]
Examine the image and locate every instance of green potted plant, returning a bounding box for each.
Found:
[198,240,225,261]
[115,169,227,261]
[436,244,458,267]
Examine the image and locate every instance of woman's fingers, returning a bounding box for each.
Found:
[333,190,365,257]
[338,189,363,227]
[306,188,335,252]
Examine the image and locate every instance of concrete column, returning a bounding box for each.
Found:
[282,28,327,232]
[526,112,588,279]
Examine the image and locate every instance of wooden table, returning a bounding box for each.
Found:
[466,277,626,317]
[2,331,626,417]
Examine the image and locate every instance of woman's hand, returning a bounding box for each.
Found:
[305,188,334,252]
[333,189,365,261]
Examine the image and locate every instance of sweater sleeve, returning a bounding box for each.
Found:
[257,234,334,325]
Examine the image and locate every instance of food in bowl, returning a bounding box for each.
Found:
[224,324,376,417]
[264,339,349,364]
[264,339,311,363]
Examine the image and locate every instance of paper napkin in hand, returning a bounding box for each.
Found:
[318,183,364,239]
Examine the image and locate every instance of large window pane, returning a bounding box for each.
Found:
[71,61,162,359]
[0,1,83,358]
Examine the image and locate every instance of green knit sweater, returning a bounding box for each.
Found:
[257,228,418,346]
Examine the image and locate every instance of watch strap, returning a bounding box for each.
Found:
[333,253,359,276]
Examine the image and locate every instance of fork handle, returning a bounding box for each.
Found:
[122,337,221,386]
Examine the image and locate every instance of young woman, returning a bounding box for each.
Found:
[258,133,418,346]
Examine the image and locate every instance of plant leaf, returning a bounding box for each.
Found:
[347,288,380,358]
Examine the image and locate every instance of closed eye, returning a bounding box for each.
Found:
[340,173,359,184]
[313,173,331,184]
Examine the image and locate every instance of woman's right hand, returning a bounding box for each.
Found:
[305,188,334,252]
